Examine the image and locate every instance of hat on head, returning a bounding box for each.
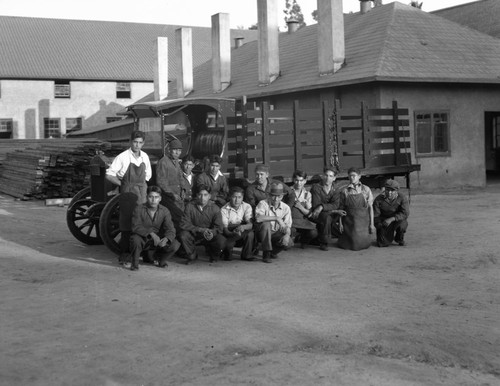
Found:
[269,182,284,196]
[384,179,399,190]
[255,164,269,173]
[169,139,183,149]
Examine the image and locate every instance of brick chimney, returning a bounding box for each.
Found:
[153,37,168,101]
[212,13,231,93]
[257,0,280,85]
[318,0,345,75]
[175,27,193,97]
[359,0,372,14]
[286,18,300,34]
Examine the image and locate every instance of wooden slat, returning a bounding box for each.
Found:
[267,134,294,145]
[267,109,293,119]
[293,101,302,170]
[341,144,364,153]
[296,120,323,130]
[369,119,410,127]
[368,108,409,116]
[297,108,322,121]
[370,130,410,139]
[370,142,411,151]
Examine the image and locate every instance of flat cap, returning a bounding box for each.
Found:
[384,179,399,190]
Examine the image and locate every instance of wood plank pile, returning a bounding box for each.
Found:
[0,139,122,200]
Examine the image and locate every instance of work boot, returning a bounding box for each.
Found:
[262,251,272,263]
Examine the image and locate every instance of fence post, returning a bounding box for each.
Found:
[322,100,330,167]
[240,96,249,179]
[361,101,370,168]
[293,100,302,171]
[392,100,401,166]
[261,101,269,166]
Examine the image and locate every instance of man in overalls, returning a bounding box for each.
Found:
[106,131,152,265]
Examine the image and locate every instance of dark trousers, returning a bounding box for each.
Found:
[376,219,408,247]
[292,227,318,245]
[315,212,341,244]
[256,222,287,255]
[161,195,185,232]
[178,230,226,259]
[130,234,180,267]
[224,230,255,259]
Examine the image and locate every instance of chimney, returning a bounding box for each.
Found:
[318,0,345,75]
[257,0,280,85]
[286,18,300,34]
[373,0,383,6]
[234,37,244,48]
[153,37,168,101]
[212,13,231,93]
[359,0,372,14]
[175,27,193,97]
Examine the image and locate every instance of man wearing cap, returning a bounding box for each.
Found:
[255,182,293,263]
[373,179,410,247]
[156,138,184,225]
[245,164,292,208]
[195,154,228,207]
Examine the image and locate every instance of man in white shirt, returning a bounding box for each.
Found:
[220,186,255,261]
[255,182,292,263]
[106,130,152,264]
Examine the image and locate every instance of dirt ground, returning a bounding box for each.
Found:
[0,184,499,386]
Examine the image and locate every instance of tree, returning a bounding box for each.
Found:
[311,9,318,22]
[284,0,306,28]
[248,23,258,30]
[410,1,423,8]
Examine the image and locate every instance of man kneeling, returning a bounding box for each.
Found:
[373,179,409,247]
[255,182,292,263]
[130,186,180,271]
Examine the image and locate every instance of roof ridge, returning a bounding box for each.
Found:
[430,0,487,13]
[374,3,397,77]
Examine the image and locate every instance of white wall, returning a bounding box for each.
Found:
[0,80,154,138]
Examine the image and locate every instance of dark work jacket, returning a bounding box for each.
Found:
[180,201,223,235]
[131,204,176,242]
[373,193,409,226]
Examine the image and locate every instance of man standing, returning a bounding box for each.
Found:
[106,130,151,265]
[130,186,180,270]
[220,187,255,261]
[195,154,228,207]
[255,182,292,263]
[309,167,346,251]
[180,154,196,204]
[373,179,409,247]
[178,184,226,264]
[245,164,292,208]
[156,138,184,225]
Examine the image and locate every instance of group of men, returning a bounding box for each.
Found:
[105,131,410,270]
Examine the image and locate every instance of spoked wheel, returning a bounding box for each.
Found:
[69,187,91,207]
[99,194,122,255]
[66,199,105,245]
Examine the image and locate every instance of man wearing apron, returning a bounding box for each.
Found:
[106,131,152,265]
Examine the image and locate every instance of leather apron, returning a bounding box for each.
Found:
[338,193,371,251]
[119,162,147,231]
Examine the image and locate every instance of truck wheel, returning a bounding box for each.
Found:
[66,199,104,245]
[69,187,91,206]
[99,194,122,255]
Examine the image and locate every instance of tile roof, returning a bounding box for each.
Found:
[0,16,257,81]
[432,0,500,39]
[159,1,500,101]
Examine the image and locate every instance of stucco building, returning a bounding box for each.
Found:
[0,15,257,139]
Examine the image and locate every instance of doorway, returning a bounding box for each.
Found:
[484,112,500,182]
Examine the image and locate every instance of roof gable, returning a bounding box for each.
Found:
[163,2,500,100]
[0,16,257,81]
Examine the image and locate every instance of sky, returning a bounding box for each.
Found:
[0,0,479,29]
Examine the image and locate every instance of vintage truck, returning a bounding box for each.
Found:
[66,97,420,254]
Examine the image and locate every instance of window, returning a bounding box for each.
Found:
[415,111,450,156]
[44,118,61,138]
[106,117,123,124]
[66,118,82,133]
[116,82,131,98]
[54,80,71,98]
[0,119,13,139]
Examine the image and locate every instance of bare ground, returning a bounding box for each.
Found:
[0,185,499,386]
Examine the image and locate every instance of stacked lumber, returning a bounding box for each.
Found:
[0,139,121,200]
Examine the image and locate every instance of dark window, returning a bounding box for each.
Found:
[106,117,123,123]
[0,119,13,138]
[66,118,82,133]
[415,111,450,156]
[44,118,61,138]
[116,82,131,99]
[54,80,71,98]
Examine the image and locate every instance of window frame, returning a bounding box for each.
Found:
[54,80,71,98]
[116,82,131,99]
[106,117,123,124]
[414,110,451,157]
[43,118,61,138]
[0,119,13,138]
[65,117,82,133]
